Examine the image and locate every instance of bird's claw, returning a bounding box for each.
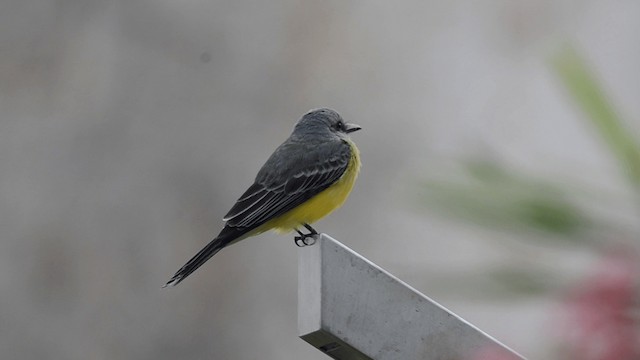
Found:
[303,234,318,246]
[294,233,319,247]
[295,223,319,247]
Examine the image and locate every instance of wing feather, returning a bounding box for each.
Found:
[223,140,351,229]
[222,188,270,221]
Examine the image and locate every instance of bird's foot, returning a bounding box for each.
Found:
[294,224,319,247]
[294,234,319,247]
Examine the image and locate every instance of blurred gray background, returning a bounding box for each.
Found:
[1,1,639,359]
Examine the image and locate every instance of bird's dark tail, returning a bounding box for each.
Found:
[163,226,250,287]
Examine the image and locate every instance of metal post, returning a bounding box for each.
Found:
[298,234,525,360]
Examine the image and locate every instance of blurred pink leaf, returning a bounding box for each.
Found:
[557,248,640,360]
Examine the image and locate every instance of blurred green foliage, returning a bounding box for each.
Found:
[419,160,588,240]
[552,45,640,191]
[418,46,640,295]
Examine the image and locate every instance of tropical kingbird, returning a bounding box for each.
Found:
[164,108,361,287]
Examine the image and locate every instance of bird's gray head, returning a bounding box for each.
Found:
[292,108,361,140]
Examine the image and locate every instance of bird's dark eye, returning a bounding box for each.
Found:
[334,121,344,131]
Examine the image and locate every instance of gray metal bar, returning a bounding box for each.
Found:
[298,234,525,360]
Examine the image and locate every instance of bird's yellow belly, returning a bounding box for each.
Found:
[264,141,360,233]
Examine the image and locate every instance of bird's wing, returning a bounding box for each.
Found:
[222,140,351,228]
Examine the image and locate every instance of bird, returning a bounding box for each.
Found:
[163,108,361,287]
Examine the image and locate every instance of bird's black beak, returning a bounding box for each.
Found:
[345,123,362,133]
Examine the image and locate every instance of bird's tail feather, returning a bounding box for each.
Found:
[163,226,249,287]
